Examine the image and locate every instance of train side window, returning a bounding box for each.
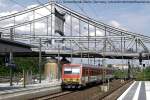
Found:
[86,69,88,75]
[82,69,85,75]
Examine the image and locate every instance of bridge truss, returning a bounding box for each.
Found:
[0,2,150,61]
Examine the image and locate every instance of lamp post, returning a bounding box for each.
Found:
[39,38,42,83]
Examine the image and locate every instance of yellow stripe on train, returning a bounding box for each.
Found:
[63,78,80,83]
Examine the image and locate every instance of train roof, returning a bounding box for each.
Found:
[63,63,113,70]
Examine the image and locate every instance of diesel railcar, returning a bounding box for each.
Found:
[61,64,113,89]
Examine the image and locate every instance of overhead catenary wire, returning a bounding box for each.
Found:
[0,1,150,43]
[0,0,52,31]
[61,1,118,62]
[35,0,100,51]
[35,0,92,57]
[0,2,145,50]
[0,2,144,54]
[0,1,146,59]
[55,3,150,41]
[9,0,46,17]
[52,0,150,4]
[0,0,149,55]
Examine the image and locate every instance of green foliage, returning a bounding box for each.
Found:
[0,57,46,76]
[0,65,10,76]
[113,69,128,79]
[136,67,150,81]
[107,64,112,68]
[14,57,38,72]
[0,57,9,76]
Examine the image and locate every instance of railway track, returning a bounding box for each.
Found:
[101,80,133,100]
[98,80,133,100]
[33,90,75,100]
[32,80,132,100]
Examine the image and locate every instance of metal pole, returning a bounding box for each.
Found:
[79,19,83,63]
[121,32,125,80]
[104,27,107,52]
[50,3,52,41]
[94,26,96,66]
[46,17,49,47]
[13,16,15,37]
[47,17,49,36]
[39,38,42,83]
[124,37,126,52]
[23,69,26,88]
[10,28,14,86]
[102,27,107,83]
[10,28,14,41]
[128,60,131,79]
[121,32,123,52]
[148,53,150,66]
[70,14,73,62]
[88,22,90,64]
[108,78,109,90]
[9,51,13,86]
[143,64,145,81]
[136,38,138,52]
[57,43,60,80]
[33,11,35,38]
[30,24,32,44]
[0,32,2,38]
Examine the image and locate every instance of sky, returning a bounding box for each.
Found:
[0,0,150,35]
[0,0,150,65]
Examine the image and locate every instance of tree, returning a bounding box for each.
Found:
[107,64,112,68]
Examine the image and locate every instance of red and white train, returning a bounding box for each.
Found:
[61,63,114,89]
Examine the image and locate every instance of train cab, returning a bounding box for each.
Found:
[61,64,82,89]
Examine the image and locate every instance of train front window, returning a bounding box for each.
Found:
[72,67,80,74]
[64,67,80,74]
[64,68,72,74]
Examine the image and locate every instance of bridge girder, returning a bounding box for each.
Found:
[0,2,149,59]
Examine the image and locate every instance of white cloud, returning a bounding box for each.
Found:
[109,20,120,28]
[108,20,127,31]
[1,3,101,38]
[0,10,18,17]
[15,4,52,22]
[16,22,46,32]
[0,3,52,19]
[0,4,53,33]
[4,23,14,27]
[81,29,104,37]
[90,30,104,36]
[35,22,46,29]
[26,4,39,9]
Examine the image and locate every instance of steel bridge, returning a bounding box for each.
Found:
[0,2,150,60]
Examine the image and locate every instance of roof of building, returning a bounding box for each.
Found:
[0,38,37,53]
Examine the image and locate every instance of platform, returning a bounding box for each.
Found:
[117,81,150,100]
[0,80,61,100]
